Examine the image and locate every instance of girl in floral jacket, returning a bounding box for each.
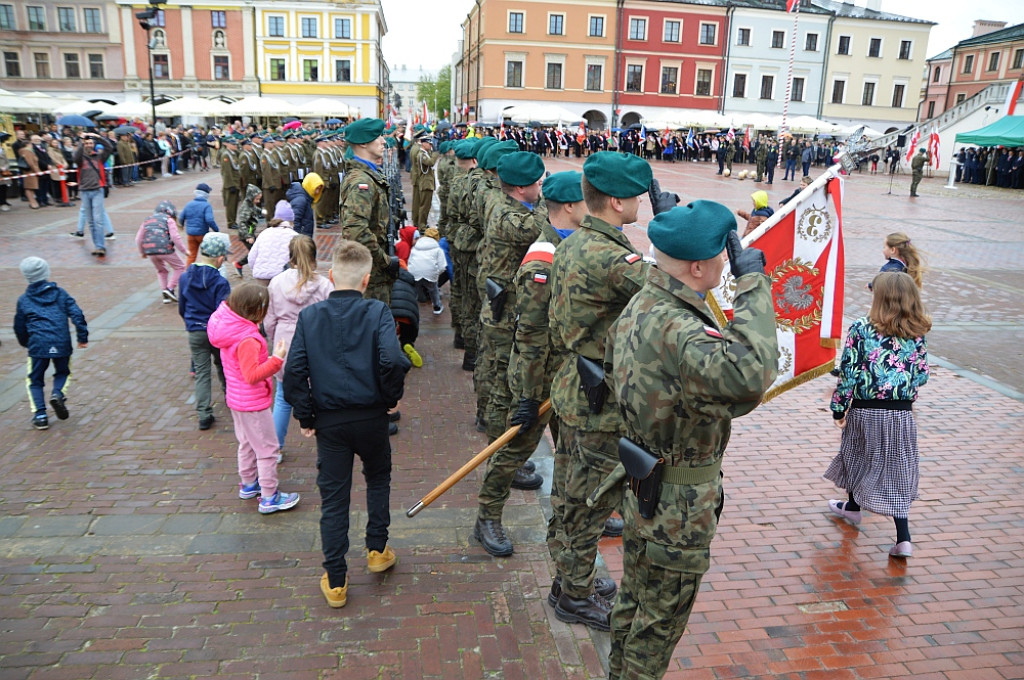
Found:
[824,272,930,559]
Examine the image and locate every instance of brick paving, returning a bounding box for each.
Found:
[1,157,1022,680]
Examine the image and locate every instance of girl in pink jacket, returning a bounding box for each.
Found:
[135,201,188,303]
[207,283,300,514]
[265,235,333,451]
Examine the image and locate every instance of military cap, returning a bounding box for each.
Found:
[647,200,736,262]
[455,138,481,159]
[439,140,450,153]
[222,135,239,145]
[582,151,652,198]
[479,140,519,171]
[474,136,499,161]
[384,137,397,148]
[345,118,385,145]
[542,171,584,204]
[497,151,545,187]
[384,125,396,134]
[262,135,274,144]
[240,137,251,146]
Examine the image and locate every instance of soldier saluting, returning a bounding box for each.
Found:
[604,203,779,679]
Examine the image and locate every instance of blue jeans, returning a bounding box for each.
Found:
[27,356,71,416]
[77,196,114,239]
[273,379,291,449]
[79,190,109,250]
[784,159,796,180]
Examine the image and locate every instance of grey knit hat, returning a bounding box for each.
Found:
[20,256,50,284]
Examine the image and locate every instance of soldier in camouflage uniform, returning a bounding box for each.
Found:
[445,140,479,349]
[411,135,440,228]
[262,136,287,211]
[475,171,588,560]
[238,138,259,200]
[473,140,522,437]
[219,135,242,228]
[755,136,768,182]
[435,142,456,240]
[605,201,778,679]
[452,136,498,373]
[338,118,399,304]
[313,135,335,226]
[546,152,652,631]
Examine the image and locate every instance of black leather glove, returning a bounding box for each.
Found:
[387,255,400,278]
[725,230,766,278]
[648,179,680,216]
[509,398,541,435]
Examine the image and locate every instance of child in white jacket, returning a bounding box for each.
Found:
[406,227,447,314]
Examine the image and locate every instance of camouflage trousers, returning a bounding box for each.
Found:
[365,278,392,306]
[755,162,765,182]
[478,323,514,441]
[477,406,556,522]
[553,424,621,599]
[545,415,567,564]
[910,171,923,195]
[437,194,449,240]
[451,247,480,352]
[608,491,704,680]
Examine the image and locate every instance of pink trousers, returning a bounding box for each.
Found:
[230,408,280,498]
[149,253,186,291]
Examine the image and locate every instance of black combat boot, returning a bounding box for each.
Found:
[462,351,476,371]
[510,465,543,490]
[602,516,624,537]
[554,591,613,631]
[521,460,536,473]
[473,518,514,557]
[548,575,617,607]
[454,334,465,349]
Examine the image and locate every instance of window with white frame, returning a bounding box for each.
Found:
[792,77,805,101]
[303,59,319,81]
[629,18,646,41]
[508,11,523,33]
[268,16,284,36]
[759,74,773,99]
[898,40,911,60]
[270,58,286,80]
[27,5,45,30]
[549,13,563,36]
[83,7,100,32]
[831,79,845,103]
[892,83,905,108]
[589,16,604,37]
[737,28,750,46]
[868,38,881,58]
[733,72,747,97]
[546,61,563,89]
[214,55,229,80]
[506,59,523,87]
[58,7,75,31]
[626,63,643,92]
[861,80,876,105]
[0,4,14,30]
[772,30,784,48]
[837,35,850,55]
[699,22,716,45]
[988,51,1000,71]
[805,33,818,51]
[660,66,678,94]
[34,52,50,78]
[664,20,680,43]
[88,53,103,78]
[335,17,351,38]
[336,59,351,82]
[64,53,80,77]
[4,51,20,76]
[586,63,602,91]
[300,17,317,38]
[696,68,713,96]
[153,53,169,79]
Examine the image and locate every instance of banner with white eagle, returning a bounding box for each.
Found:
[709,166,846,402]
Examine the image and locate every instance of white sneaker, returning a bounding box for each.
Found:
[163,173,173,178]
[0,204,10,212]
[105,233,116,240]
[433,304,444,315]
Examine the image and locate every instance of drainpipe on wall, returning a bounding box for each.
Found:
[475,0,482,121]
[719,5,733,114]
[817,11,834,119]
[944,46,957,113]
[611,0,624,129]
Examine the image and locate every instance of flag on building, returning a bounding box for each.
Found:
[686,128,696,148]
[928,131,941,167]
[905,129,920,163]
[787,0,800,11]
[708,172,846,402]
[1002,78,1023,116]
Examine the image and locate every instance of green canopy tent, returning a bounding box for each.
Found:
[954,116,1024,146]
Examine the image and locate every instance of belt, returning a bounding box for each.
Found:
[661,459,722,486]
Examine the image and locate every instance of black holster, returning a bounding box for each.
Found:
[618,438,664,519]
[485,277,507,318]
[576,355,609,414]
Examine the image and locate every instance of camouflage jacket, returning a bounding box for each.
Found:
[452,168,488,252]
[508,222,566,402]
[548,215,649,432]
[436,157,456,202]
[339,158,394,288]
[236,184,263,236]
[477,192,547,330]
[604,267,778,573]
[446,167,477,251]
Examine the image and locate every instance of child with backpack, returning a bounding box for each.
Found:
[136,201,188,303]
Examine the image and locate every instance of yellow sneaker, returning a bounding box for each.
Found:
[403,343,423,368]
[367,546,398,573]
[320,572,348,608]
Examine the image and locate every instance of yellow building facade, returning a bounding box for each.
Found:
[254,0,386,115]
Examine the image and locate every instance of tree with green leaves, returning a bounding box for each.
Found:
[417,65,452,120]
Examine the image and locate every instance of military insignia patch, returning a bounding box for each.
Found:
[624,253,641,264]
[770,258,822,334]
[533,273,548,284]
[703,326,723,339]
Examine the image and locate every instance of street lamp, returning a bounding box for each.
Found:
[135,3,162,128]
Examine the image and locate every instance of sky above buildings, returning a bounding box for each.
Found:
[380,0,1024,73]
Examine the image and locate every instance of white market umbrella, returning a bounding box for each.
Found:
[290,98,352,118]
[226,96,295,117]
[0,94,38,113]
[104,100,154,119]
[52,99,113,116]
[787,115,842,134]
[156,96,232,117]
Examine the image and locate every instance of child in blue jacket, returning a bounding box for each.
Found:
[180,182,221,266]
[14,257,89,430]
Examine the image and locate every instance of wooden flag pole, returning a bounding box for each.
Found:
[406,399,551,518]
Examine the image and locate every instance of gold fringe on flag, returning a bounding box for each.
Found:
[762,360,837,404]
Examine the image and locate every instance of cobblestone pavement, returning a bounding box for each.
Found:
[0,158,1021,680]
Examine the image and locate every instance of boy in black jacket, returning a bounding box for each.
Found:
[283,240,411,608]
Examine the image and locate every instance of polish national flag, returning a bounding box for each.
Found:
[743,126,751,150]
[928,132,940,167]
[787,0,799,11]
[709,171,846,402]
[1002,78,1023,116]
[905,129,920,163]
[422,101,429,122]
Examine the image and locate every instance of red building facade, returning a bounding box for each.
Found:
[615,0,728,124]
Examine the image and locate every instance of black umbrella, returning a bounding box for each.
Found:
[113,125,137,136]
[435,121,452,132]
[82,109,104,119]
[627,123,644,130]
[94,113,122,121]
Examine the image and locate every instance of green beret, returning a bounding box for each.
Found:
[438,141,450,153]
[474,136,499,161]
[480,140,519,171]
[496,151,545,187]
[542,171,583,204]
[384,137,397,148]
[647,200,736,262]
[583,151,652,198]
[454,139,480,159]
[384,125,396,134]
[345,118,385,145]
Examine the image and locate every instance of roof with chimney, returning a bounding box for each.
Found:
[956,22,1024,48]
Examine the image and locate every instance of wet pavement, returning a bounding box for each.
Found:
[0,156,1021,680]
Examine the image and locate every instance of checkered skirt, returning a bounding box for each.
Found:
[823,408,919,517]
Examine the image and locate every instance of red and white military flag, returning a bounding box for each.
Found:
[905,129,920,163]
[709,170,846,401]
[928,131,940,167]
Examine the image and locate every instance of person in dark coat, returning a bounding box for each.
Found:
[390,267,422,367]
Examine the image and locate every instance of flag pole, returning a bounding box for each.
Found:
[741,162,843,246]
[780,3,800,139]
